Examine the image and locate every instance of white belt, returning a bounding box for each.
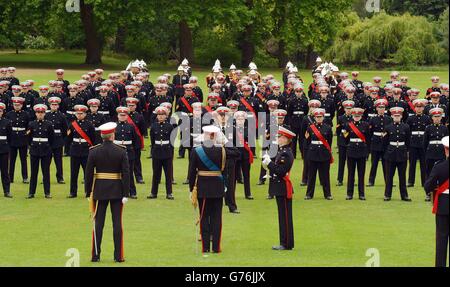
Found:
[411,131,425,136]
[54,129,61,134]
[191,134,200,137]
[373,132,383,136]
[390,142,405,146]
[430,141,442,145]
[95,127,101,131]
[368,114,376,117]
[32,138,48,142]
[325,113,331,117]
[293,111,304,115]
[12,127,25,131]
[311,141,323,145]
[73,138,87,143]
[45,110,51,113]
[271,141,278,145]
[98,111,110,115]
[0,136,7,140]
[350,138,363,143]
[114,140,132,145]
[66,111,75,115]
[443,189,449,194]
[154,140,170,145]
[180,112,188,116]
[247,113,254,118]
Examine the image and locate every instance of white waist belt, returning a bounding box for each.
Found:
[0,136,7,140]
[373,132,383,136]
[32,138,48,142]
[154,140,170,145]
[114,140,132,145]
[293,111,304,115]
[271,141,278,145]
[247,113,254,118]
[390,142,405,146]
[98,111,110,115]
[368,114,376,117]
[311,141,323,145]
[95,128,100,131]
[73,138,87,143]
[430,140,442,145]
[411,131,425,135]
[350,138,363,143]
[12,127,25,131]
[66,111,75,115]
[54,129,61,133]
[324,113,331,117]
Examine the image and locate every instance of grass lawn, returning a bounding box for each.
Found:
[0,51,448,267]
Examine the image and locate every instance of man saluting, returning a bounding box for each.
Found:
[424,136,449,267]
[85,122,130,263]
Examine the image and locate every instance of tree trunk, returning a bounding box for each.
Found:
[114,25,127,54]
[179,20,194,64]
[305,46,317,69]
[80,0,102,65]
[240,0,255,67]
[277,40,288,68]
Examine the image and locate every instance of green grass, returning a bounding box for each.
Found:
[0,51,448,267]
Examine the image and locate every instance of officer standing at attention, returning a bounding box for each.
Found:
[0,103,12,198]
[262,126,295,251]
[45,97,68,184]
[67,105,96,198]
[148,106,174,200]
[126,97,146,185]
[86,98,106,145]
[85,122,130,263]
[343,107,370,200]
[336,100,354,186]
[6,96,30,184]
[383,107,411,202]
[189,125,227,254]
[424,136,449,267]
[27,104,54,199]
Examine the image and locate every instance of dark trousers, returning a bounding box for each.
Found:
[92,199,124,261]
[52,147,64,181]
[301,154,309,184]
[408,147,426,187]
[128,159,136,196]
[151,158,172,196]
[384,161,408,199]
[436,214,449,267]
[426,158,442,180]
[236,159,251,197]
[134,148,143,181]
[198,197,223,253]
[291,126,303,159]
[0,153,11,194]
[306,160,331,198]
[337,145,347,183]
[70,156,87,196]
[276,196,294,249]
[347,157,366,197]
[225,161,237,211]
[64,137,71,156]
[29,156,51,195]
[369,150,386,184]
[9,146,28,181]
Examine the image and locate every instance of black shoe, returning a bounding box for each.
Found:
[177,156,184,159]
[57,179,65,184]
[237,180,244,184]
[23,178,29,184]
[91,257,100,262]
[67,194,77,198]
[230,209,240,214]
[129,195,138,199]
[326,196,333,200]
[202,250,210,253]
[172,181,177,185]
[147,194,157,199]
[402,197,412,202]
[26,194,34,199]
[407,183,414,187]
[136,180,145,184]
[166,194,174,200]
[300,182,307,186]
[114,258,125,263]
[346,196,353,200]
[182,180,189,185]
[366,182,374,187]
[266,195,274,200]
[257,180,265,185]
[45,194,52,199]
[336,182,343,186]
[4,193,13,198]
[425,194,431,202]
[384,197,391,201]
[304,196,312,200]
[245,196,254,200]
[359,196,366,201]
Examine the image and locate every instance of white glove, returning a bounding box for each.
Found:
[262,155,271,166]
[122,197,128,204]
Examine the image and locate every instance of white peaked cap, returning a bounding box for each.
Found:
[286,61,293,69]
[230,64,236,70]
[248,62,257,70]
[316,57,322,62]
[202,125,220,134]
[182,58,189,65]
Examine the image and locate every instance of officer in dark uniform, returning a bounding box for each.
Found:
[148,106,174,200]
[368,99,391,186]
[305,108,333,200]
[343,107,370,200]
[425,92,448,125]
[383,107,411,201]
[115,107,140,199]
[287,85,309,159]
[336,100,354,186]
[173,66,189,103]
[27,104,54,199]
[426,76,441,99]
[300,100,321,186]
[45,97,68,184]
[188,125,226,253]
[85,122,130,263]
[86,98,106,145]
[0,103,12,197]
[55,69,70,94]
[176,84,199,159]
[318,86,335,127]
[67,105,96,198]
[405,99,431,188]
[351,71,364,94]
[424,136,449,267]
[388,88,409,122]
[126,97,147,184]
[97,85,116,122]
[6,96,30,184]
[61,84,84,156]
[234,111,254,200]
[183,102,205,184]
[263,126,295,250]
[424,107,448,201]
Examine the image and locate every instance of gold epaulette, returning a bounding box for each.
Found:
[89,144,101,150]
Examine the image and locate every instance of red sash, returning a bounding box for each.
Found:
[238,132,253,164]
[204,106,213,113]
[180,97,193,113]
[433,179,449,214]
[127,115,144,150]
[72,121,93,146]
[283,173,293,199]
[348,122,366,143]
[240,98,258,126]
[406,100,416,113]
[310,124,334,163]
[255,92,265,102]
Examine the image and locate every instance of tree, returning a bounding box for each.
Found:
[383,0,449,20]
